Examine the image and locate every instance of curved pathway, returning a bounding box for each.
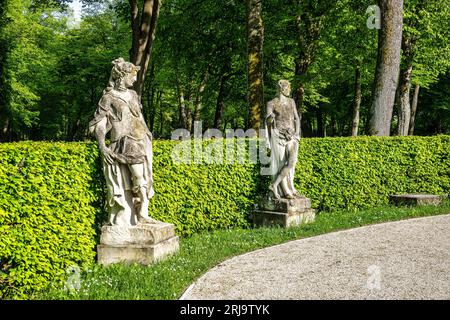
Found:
[181,214,450,300]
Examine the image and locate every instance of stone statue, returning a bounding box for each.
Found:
[265,80,301,200]
[89,58,179,265]
[254,80,316,228]
[89,58,155,226]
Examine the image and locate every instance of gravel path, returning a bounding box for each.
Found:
[181,214,450,300]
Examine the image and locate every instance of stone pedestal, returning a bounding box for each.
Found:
[97,222,179,266]
[253,196,316,228]
[389,194,444,206]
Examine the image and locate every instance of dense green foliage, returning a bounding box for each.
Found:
[296,135,450,210]
[1,0,448,301]
[149,140,260,236]
[40,200,450,300]
[1,136,449,298]
[0,0,449,141]
[0,142,103,299]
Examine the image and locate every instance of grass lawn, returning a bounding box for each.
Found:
[38,200,450,300]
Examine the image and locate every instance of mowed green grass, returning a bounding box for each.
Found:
[38,200,450,300]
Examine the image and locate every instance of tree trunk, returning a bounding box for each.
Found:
[185,90,193,133]
[351,65,362,136]
[294,10,322,137]
[397,65,412,136]
[317,109,325,137]
[214,75,227,130]
[178,88,188,129]
[397,34,415,136]
[159,104,163,137]
[214,63,233,130]
[193,71,209,125]
[143,63,155,125]
[0,116,9,142]
[302,111,313,138]
[150,90,161,133]
[368,0,404,136]
[146,83,155,127]
[129,0,161,97]
[176,72,189,130]
[0,27,10,142]
[246,0,264,131]
[158,91,164,137]
[408,84,420,135]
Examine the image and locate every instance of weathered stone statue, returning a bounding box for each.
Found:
[89,58,155,226]
[253,80,315,228]
[265,79,301,200]
[90,58,178,265]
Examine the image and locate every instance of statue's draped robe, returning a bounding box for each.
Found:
[89,89,154,222]
[265,98,297,198]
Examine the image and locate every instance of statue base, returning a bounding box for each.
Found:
[97,222,179,266]
[253,195,316,228]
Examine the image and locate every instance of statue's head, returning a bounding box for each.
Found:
[277,80,291,97]
[108,58,141,90]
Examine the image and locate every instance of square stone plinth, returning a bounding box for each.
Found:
[389,194,444,206]
[100,223,176,246]
[97,236,179,266]
[260,196,311,214]
[253,209,316,228]
[97,222,179,266]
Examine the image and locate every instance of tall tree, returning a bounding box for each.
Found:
[396,32,414,135]
[413,72,450,135]
[214,61,233,130]
[408,83,419,135]
[294,5,323,133]
[153,0,246,134]
[351,65,362,136]
[397,0,450,135]
[129,0,161,97]
[0,0,67,141]
[368,0,404,136]
[246,0,264,131]
[0,0,11,140]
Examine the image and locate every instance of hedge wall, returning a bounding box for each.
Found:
[0,136,449,298]
[296,136,450,211]
[149,140,260,236]
[0,142,104,299]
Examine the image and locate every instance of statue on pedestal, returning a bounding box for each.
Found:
[89,58,178,265]
[89,58,155,226]
[265,80,301,200]
[253,79,316,228]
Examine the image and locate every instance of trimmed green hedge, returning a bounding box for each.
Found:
[296,136,450,211]
[149,140,260,236]
[0,142,104,299]
[0,136,449,298]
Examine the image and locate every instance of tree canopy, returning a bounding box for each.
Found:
[0,0,449,141]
